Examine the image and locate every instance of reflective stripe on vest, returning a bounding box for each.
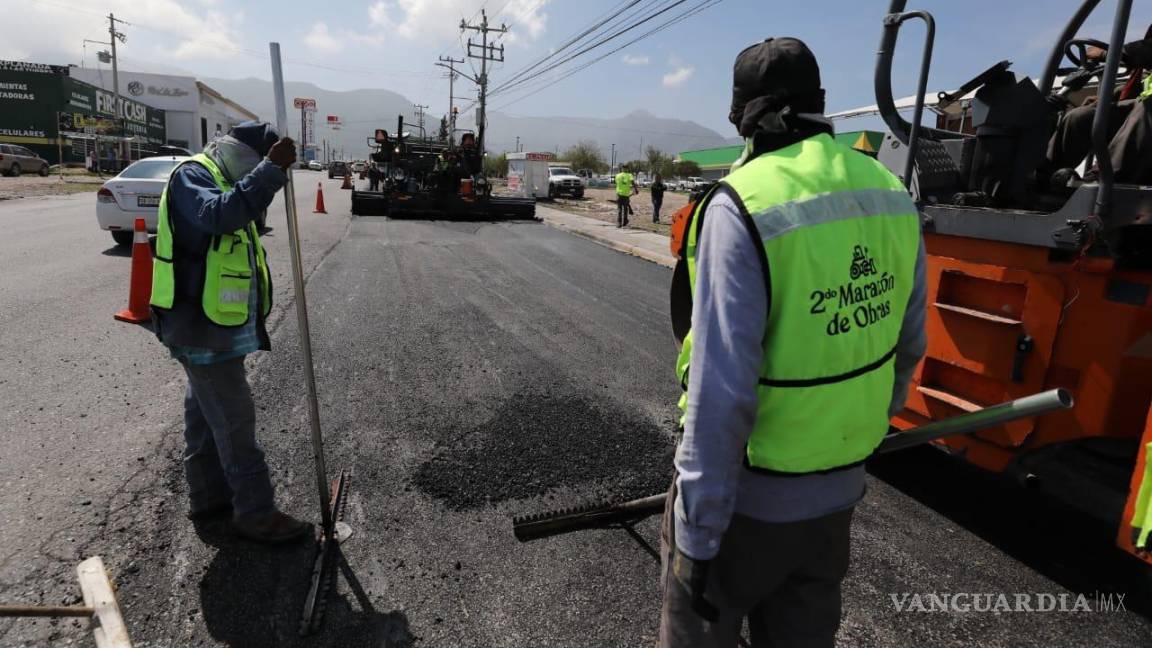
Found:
[676,133,921,474]
[150,153,272,327]
[1134,442,1152,549]
[1140,74,1152,101]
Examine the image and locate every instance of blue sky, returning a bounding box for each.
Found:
[7,0,1152,135]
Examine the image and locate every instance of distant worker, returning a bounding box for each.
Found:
[1044,37,1152,185]
[368,161,381,191]
[150,122,312,544]
[651,173,667,224]
[614,164,636,228]
[459,132,481,176]
[661,38,927,647]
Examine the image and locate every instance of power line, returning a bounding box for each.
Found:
[442,0,700,122]
[490,0,722,110]
[493,0,650,93]
[492,0,694,97]
[499,0,716,99]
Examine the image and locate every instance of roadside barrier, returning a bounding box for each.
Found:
[314,183,328,214]
[113,218,153,324]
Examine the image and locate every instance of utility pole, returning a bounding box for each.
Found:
[107,13,127,162]
[413,103,429,135]
[611,143,616,173]
[461,10,506,155]
[436,56,465,143]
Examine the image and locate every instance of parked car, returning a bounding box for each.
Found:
[547,166,585,198]
[97,156,189,246]
[328,160,348,179]
[351,161,367,173]
[308,160,323,171]
[685,176,709,191]
[0,143,50,177]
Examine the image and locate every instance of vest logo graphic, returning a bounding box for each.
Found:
[127,81,144,96]
[849,245,877,279]
[810,244,896,336]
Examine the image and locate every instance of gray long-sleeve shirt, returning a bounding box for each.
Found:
[673,191,928,560]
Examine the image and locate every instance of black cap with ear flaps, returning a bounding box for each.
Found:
[227,121,280,158]
[729,37,825,137]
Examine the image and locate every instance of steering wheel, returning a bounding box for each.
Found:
[1064,38,1111,67]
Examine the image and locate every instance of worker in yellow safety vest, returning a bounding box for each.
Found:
[660,38,928,647]
[150,122,312,544]
[614,164,637,228]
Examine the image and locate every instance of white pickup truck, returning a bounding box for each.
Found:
[547,166,585,199]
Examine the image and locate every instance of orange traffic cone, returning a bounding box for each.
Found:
[114,218,153,324]
[314,182,328,213]
[341,170,353,190]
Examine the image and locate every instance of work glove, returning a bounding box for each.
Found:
[268,137,297,171]
[671,548,719,623]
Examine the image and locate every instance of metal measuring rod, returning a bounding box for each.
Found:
[268,42,353,636]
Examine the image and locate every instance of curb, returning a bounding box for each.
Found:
[540,215,676,269]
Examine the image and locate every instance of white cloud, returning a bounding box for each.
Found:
[165,10,245,61]
[622,54,650,66]
[662,66,694,88]
[501,0,550,44]
[367,0,550,43]
[0,1,246,64]
[304,21,343,55]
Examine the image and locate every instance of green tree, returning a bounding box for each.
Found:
[483,152,508,178]
[438,116,449,143]
[623,159,647,174]
[561,139,607,174]
[673,160,702,177]
[645,146,673,178]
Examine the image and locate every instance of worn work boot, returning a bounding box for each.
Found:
[187,502,233,522]
[232,510,313,544]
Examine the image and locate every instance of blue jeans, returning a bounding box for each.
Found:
[181,357,275,518]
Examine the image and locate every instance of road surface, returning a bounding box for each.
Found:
[0,174,1148,647]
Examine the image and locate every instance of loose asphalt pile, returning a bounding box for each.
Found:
[414,391,674,509]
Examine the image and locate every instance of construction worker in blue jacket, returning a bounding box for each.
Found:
[660,38,927,647]
[150,122,311,543]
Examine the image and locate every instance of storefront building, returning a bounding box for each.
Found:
[0,60,165,166]
[69,68,258,151]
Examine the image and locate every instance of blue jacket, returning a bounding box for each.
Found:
[151,159,286,351]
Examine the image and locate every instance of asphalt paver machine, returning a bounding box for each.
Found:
[875,0,1152,564]
[350,115,535,220]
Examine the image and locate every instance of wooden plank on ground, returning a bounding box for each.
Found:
[76,556,133,648]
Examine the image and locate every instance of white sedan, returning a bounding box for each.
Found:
[307,160,323,171]
[97,156,189,246]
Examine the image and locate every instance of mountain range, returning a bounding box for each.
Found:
[201,77,731,160]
